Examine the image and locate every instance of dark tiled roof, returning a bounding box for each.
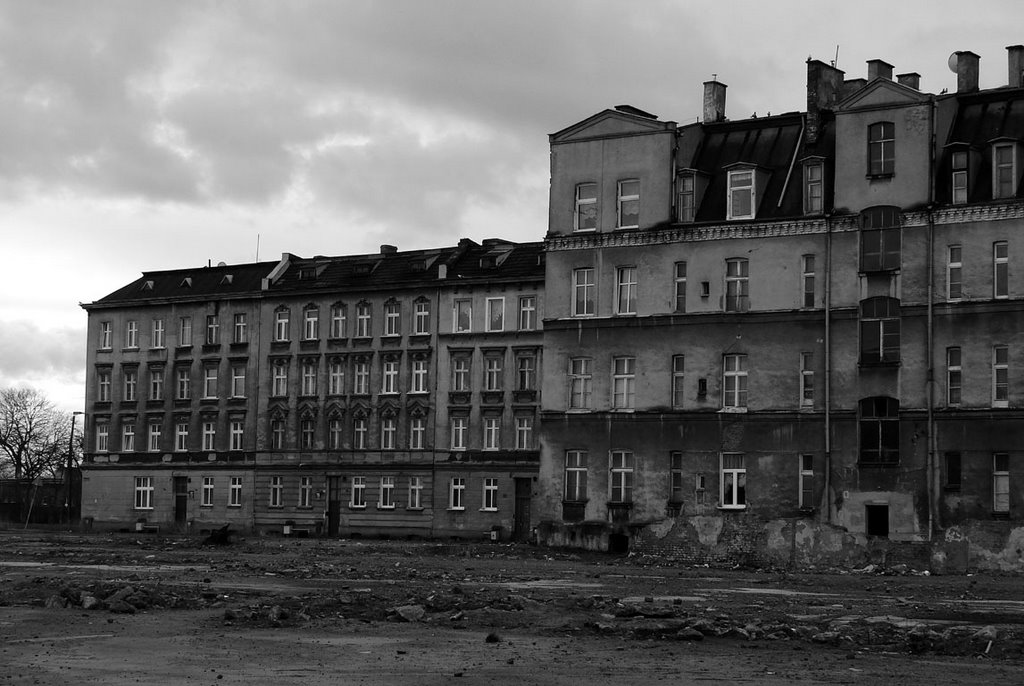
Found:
[446,240,545,281]
[86,262,276,308]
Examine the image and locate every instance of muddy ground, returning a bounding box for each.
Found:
[2,532,1024,685]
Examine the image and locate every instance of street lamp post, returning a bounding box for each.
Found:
[65,411,84,526]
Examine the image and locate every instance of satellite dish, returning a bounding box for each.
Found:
[948,52,959,73]
[217,261,227,267]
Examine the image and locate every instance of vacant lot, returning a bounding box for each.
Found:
[2,531,1024,685]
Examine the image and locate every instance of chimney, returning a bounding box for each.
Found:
[955,51,980,93]
[867,59,894,81]
[1008,45,1024,88]
[703,80,727,122]
[380,244,397,255]
[897,72,921,90]
[841,78,867,98]
[806,59,844,145]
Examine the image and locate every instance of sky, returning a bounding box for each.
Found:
[2,0,1022,412]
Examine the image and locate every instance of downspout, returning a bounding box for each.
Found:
[926,94,938,542]
[823,213,833,523]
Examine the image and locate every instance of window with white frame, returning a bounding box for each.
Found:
[994,452,1010,513]
[947,245,962,300]
[482,478,498,511]
[451,416,467,451]
[677,174,695,222]
[379,475,395,509]
[993,345,1009,407]
[868,121,895,176]
[384,301,400,336]
[518,295,537,330]
[97,370,111,402]
[298,476,312,508]
[454,299,472,333]
[720,452,746,509]
[947,347,962,406]
[350,476,366,508]
[233,312,247,344]
[353,417,368,449]
[123,369,137,402]
[516,354,536,391]
[231,365,245,398]
[270,419,285,450]
[99,321,112,349]
[727,170,755,220]
[203,366,218,398]
[329,359,345,395]
[568,357,593,410]
[674,262,687,313]
[672,355,685,408]
[230,420,244,451]
[723,354,748,409]
[484,355,503,392]
[329,418,343,449]
[121,421,135,452]
[725,258,749,312]
[515,416,533,450]
[205,315,219,345]
[178,316,193,347]
[353,359,369,395]
[175,421,189,452]
[303,307,319,340]
[486,297,504,332]
[152,319,165,348]
[96,424,109,452]
[802,255,816,308]
[799,455,814,509]
[612,356,636,410]
[449,477,466,510]
[408,476,423,509]
[176,367,191,400]
[574,182,597,231]
[380,416,396,450]
[411,358,428,393]
[615,266,637,315]
[616,179,639,228]
[134,476,154,509]
[381,358,398,394]
[409,417,425,450]
[355,302,372,338]
[994,241,1009,299]
[202,421,216,451]
[800,352,814,407]
[413,299,430,335]
[202,477,214,506]
[271,360,288,396]
[804,161,823,214]
[564,450,587,502]
[451,355,470,392]
[330,303,347,338]
[147,421,161,452]
[300,418,315,449]
[572,268,595,317]
[229,476,242,507]
[126,320,139,349]
[670,452,684,504]
[993,143,1016,199]
[149,368,163,400]
[952,150,968,204]
[274,309,290,342]
[610,450,634,503]
[483,417,500,451]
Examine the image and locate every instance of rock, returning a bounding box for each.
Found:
[677,628,704,641]
[268,605,289,622]
[974,626,999,641]
[105,586,135,604]
[392,605,426,622]
[108,600,136,614]
[81,595,101,610]
[485,632,501,643]
[223,608,237,621]
[45,594,68,609]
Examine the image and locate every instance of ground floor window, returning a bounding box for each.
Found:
[798,454,814,509]
[134,476,153,510]
[201,477,214,507]
[720,453,746,509]
[482,478,498,511]
[408,476,423,509]
[994,452,1010,514]
[449,477,465,510]
[350,476,366,508]
[269,476,283,508]
[609,451,634,503]
[229,476,243,507]
[379,476,395,509]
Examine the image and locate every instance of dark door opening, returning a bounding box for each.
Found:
[327,476,340,537]
[865,504,889,538]
[512,478,532,542]
[173,476,188,528]
[608,533,630,554]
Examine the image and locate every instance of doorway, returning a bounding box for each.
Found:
[327,476,340,537]
[512,478,532,542]
[865,504,889,538]
[173,477,188,528]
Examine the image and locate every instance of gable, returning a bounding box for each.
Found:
[550,109,676,143]
[838,79,929,111]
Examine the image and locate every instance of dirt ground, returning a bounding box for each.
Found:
[2,531,1024,685]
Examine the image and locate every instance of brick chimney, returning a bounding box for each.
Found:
[1008,45,1024,88]
[703,80,727,123]
[897,72,921,90]
[806,59,844,145]
[955,51,980,93]
[867,59,894,81]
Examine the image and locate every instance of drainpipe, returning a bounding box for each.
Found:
[823,213,833,523]
[925,94,938,542]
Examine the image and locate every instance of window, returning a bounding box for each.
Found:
[408,476,423,509]
[355,302,371,338]
[615,266,637,315]
[205,315,219,345]
[121,422,135,452]
[568,357,593,410]
[379,475,395,509]
[574,182,597,231]
[612,356,636,410]
[947,245,962,300]
[230,420,244,451]
[174,421,189,452]
[725,258,749,312]
[947,347,962,406]
[95,424,109,452]
[952,151,968,204]
[727,170,755,220]
[303,307,319,340]
[97,370,111,402]
[301,360,317,396]
[413,299,430,335]
[353,359,369,395]
[411,359,428,393]
[993,345,1009,407]
[383,301,400,336]
[329,360,345,395]
[202,421,216,451]
[271,360,288,397]
[147,422,161,452]
[671,355,685,408]
[451,417,467,451]
[994,241,1009,299]
[670,452,684,503]
[804,161,823,213]
[617,179,639,228]
[231,365,245,398]
[482,478,498,511]
[229,476,242,506]
[134,477,154,509]
[300,418,315,449]
[802,255,815,308]
[451,356,470,392]
[329,418,343,449]
[178,316,193,347]
[994,452,1010,513]
[299,476,312,508]
[269,476,283,507]
[449,477,466,510]
[516,354,536,391]
[125,320,138,349]
[564,450,587,502]
[485,297,504,332]
[800,352,814,407]
[799,454,814,509]
[274,309,290,342]
[99,321,112,349]
[860,297,901,364]
[149,368,164,400]
[515,416,533,450]
[123,369,137,402]
[270,419,285,450]
[572,268,595,317]
[867,121,895,176]
[152,319,165,348]
[330,303,347,338]
[353,417,367,449]
[859,396,900,464]
[350,476,366,508]
[677,174,695,222]
[454,299,472,333]
[233,313,247,344]
[720,453,746,509]
[409,417,425,450]
[723,354,748,409]
[484,355,503,392]
[860,206,901,272]
[674,262,687,313]
[202,477,214,507]
[203,367,218,399]
[518,296,537,331]
[380,416,396,449]
[483,417,500,450]
[945,452,961,492]
[176,367,191,400]
[993,143,1016,199]
[610,451,634,503]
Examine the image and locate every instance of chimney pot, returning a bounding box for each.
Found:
[1008,45,1024,89]
[955,51,980,93]
[867,59,894,81]
[380,244,397,255]
[897,72,921,90]
[702,80,727,123]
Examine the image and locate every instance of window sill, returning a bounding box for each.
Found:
[447,507,466,512]
[348,505,366,510]
[992,402,1010,409]
[866,173,894,180]
[718,407,748,413]
[572,228,598,234]
[406,507,425,511]
[479,508,498,512]
[228,504,241,508]
[858,360,901,368]
[376,505,396,510]
[717,505,747,511]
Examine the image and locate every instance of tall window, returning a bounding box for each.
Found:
[860,206,901,272]
[451,356,470,392]
[123,369,137,402]
[299,476,312,508]
[409,417,425,450]
[97,370,111,402]
[515,416,533,450]
[993,345,1009,407]
[411,359,428,393]
[229,477,242,507]
[413,299,430,335]
[860,297,901,363]
[230,420,244,451]
[454,299,472,333]
[353,359,369,395]
[350,476,366,508]
[202,421,216,451]
[126,320,138,348]
[483,417,500,450]
[451,417,467,451]
[270,419,285,450]
[380,417,396,449]
[725,258,749,312]
[300,418,315,449]
[272,360,288,397]
[800,352,814,407]
[572,268,595,317]
[799,455,814,509]
[383,301,400,336]
[482,478,499,511]
[329,303,347,338]
[947,245,963,300]
[574,183,597,231]
[720,453,746,509]
[564,450,588,502]
[727,170,754,220]
[611,356,636,410]
[484,356,503,392]
[449,477,466,510]
[867,121,895,176]
[175,421,189,452]
[355,302,371,338]
[677,174,695,222]
[486,297,504,332]
[994,452,1010,513]
[610,450,634,503]
[615,266,637,315]
[299,360,316,396]
[674,262,687,313]
[303,307,319,340]
[274,310,290,342]
[202,477,214,507]
[993,143,1016,199]
[379,476,395,509]
[617,179,639,228]
[672,355,685,408]
[859,396,900,464]
[723,354,748,409]
[381,358,398,394]
[994,241,1009,299]
[568,357,593,410]
[952,150,968,204]
[176,367,191,400]
[329,418,343,449]
[947,347,962,406]
[134,477,154,509]
[203,366,218,398]
[233,313,247,344]
[670,452,684,504]
[231,365,245,398]
[802,255,815,308]
[149,368,163,400]
[147,421,161,452]
[205,315,219,345]
[518,296,537,331]
[804,161,823,214]
[96,424,109,452]
[99,321,112,349]
[353,417,367,449]
[178,316,192,347]
[121,422,135,452]
[152,319,165,348]
[408,476,423,508]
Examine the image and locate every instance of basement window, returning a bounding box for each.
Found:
[865,504,889,537]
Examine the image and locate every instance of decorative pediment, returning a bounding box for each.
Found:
[407,400,429,418]
[838,79,930,111]
[326,403,346,419]
[550,108,676,144]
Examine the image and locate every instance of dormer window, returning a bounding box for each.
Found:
[574,183,597,232]
[677,174,695,222]
[298,267,317,280]
[616,179,639,229]
[727,170,755,220]
[952,151,969,204]
[803,161,824,214]
[867,122,895,177]
[993,142,1018,199]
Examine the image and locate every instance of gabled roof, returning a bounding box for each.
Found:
[85,261,276,308]
[550,107,677,143]
[837,77,930,110]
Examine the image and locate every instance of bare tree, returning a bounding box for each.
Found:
[0,387,74,481]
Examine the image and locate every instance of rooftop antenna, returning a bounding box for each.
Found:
[255,233,260,263]
[832,45,840,68]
